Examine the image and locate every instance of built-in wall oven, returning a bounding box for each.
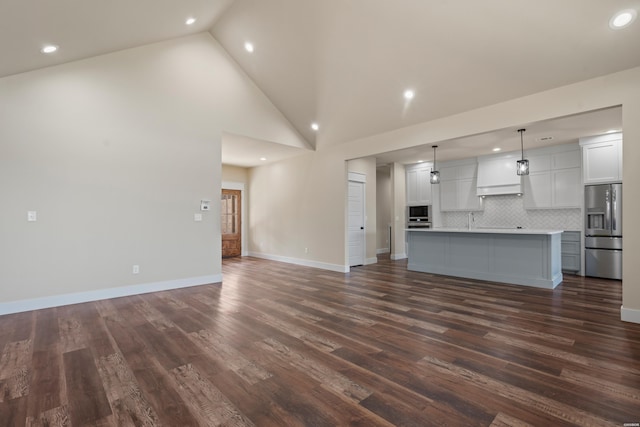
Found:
[408,205,431,228]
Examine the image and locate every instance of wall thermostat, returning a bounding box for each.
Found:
[200,200,211,211]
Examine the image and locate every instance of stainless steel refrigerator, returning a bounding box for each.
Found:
[585,183,622,280]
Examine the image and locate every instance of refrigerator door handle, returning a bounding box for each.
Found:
[605,189,611,231]
[612,188,617,232]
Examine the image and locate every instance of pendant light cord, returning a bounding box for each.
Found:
[518,129,526,160]
[432,145,438,168]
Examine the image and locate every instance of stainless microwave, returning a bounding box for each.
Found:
[408,205,430,219]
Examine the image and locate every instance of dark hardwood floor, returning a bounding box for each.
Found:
[1,255,640,426]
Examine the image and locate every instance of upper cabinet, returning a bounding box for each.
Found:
[439,159,483,211]
[406,163,433,206]
[523,144,581,209]
[579,133,623,184]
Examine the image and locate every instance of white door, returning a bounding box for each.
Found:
[348,180,365,267]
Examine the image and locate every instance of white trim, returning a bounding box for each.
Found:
[221,181,248,256]
[391,253,407,260]
[376,248,390,254]
[348,172,366,183]
[0,275,222,316]
[248,251,349,273]
[365,257,378,265]
[621,305,640,324]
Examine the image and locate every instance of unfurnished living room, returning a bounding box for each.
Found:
[1,1,640,426]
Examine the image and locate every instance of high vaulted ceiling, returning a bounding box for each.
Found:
[3,1,639,164]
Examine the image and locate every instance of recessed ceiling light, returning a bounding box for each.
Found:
[260,157,267,161]
[492,148,501,152]
[185,17,196,25]
[606,129,619,134]
[311,122,319,131]
[417,160,424,163]
[41,45,58,54]
[610,9,637,29]
[244,42,254,53]
[403,89,415,100]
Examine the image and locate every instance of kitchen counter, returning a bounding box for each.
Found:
[407,227,563,235]
[407,228,563,289]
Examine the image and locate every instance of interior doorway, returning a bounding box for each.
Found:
[221,189,242,258]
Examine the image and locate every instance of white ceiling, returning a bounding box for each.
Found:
[222,133,310,168]
[3,1,639,166]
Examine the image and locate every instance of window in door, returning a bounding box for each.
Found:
[221,189,241,258]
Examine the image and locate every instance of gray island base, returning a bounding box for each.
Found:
[407,228,563,289]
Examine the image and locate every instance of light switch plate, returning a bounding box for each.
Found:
[194,213,203,222]
[27,211,37,222]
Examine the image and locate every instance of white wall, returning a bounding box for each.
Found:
[0,33,306,312]
[222,165,250,183]
[376,166,391,253]
[390,162,407,260]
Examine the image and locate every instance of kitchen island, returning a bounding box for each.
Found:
[407,228,563,289]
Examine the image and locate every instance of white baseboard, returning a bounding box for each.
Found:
[390,253,407,260]
[376,248,390,254]
[365,257,378,265]
[247,252,348,273]
[0,274,222,316]
[621,305,640,324]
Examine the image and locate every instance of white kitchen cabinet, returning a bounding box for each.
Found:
[439,180,457,211]
[580,133,623,184]
[552,168,581,207]
[439,160,482,211]
[561,231,581,274]
[523,144,581,209]
[406,163,432,205]
[523,172,552,208]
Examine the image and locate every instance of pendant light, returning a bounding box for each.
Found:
[430,145,440,184]
[516,128,529,176]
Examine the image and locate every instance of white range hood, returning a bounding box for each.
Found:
[476,153,523,196]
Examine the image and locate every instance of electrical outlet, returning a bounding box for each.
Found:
[132,265,140,274]
[27,211,37,222]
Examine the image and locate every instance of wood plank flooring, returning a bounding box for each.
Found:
[1,255,640,426]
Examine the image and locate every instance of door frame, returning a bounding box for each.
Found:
[222,181,247,256]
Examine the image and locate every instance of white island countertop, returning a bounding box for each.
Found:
[406,227,563,235]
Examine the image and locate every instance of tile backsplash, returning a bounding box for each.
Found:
[440,194,582,230]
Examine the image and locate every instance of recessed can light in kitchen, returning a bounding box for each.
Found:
[492,148,501,152]
[244,42,254,53]
[403,89,415,100]
[185,17,196,25]
[41,44,58,54]
[260,157,267,161]
[610,9,637,29]
[311,122,319,131]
